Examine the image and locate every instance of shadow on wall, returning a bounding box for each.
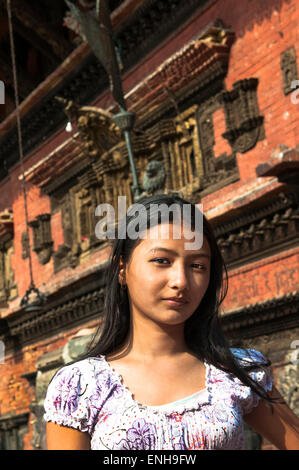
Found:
[230,0,292,39]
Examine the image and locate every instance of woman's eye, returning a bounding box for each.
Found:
[150,258,169,264]
[150,259,206,270]
[191,264,206,270]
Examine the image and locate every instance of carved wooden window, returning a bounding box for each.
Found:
[153,106,203,198]
[79,192,93,242]
[28,214,53,265]
[0,238,17,304]
[280,46,298,95]
[196,93,239,196]
[21,231,30,259]
[74,178,105,252]
[196,78,264,197]
[221,78,264,154]
[53,179,107,272]
[189,149,197,177]
[54,192,83,272]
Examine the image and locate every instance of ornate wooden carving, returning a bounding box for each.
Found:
[215,190,299,268]
[0,239,17,303]
[28,214,53,265]
[170,106,203,199]
[53,194,81,272]
[280,46,298,95]
[76,173,105,252]
[21,231,29,260]
[221,78,264,153]
[125,20,235,127]
[196,95,239,196]
[56,98,122,161]
[222,291,299,341]
[6,286,105,349]
[0,246,7,303]
[0,209,13,236]
[141,160,166,195]
[0,210,17,303]
[132,106,203,201]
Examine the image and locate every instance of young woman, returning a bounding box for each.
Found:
[44,194,299,450]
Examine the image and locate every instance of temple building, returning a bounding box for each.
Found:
[0,0,298,450]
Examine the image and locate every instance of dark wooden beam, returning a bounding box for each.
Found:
[12,16,61,67]
[0,11,8,37]
[0,0,73,60]
[0,50,34,99]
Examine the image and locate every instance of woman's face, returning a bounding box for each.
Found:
[119,222,211,326]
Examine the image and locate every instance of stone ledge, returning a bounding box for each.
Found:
[256,145,299,178]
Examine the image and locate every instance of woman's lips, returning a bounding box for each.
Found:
[162,299,188,307]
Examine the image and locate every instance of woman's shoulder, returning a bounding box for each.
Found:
[43,355,111,433]
[207,347,273,415]
[208,348,270,378]
[207,347,272,388]
[65,355,108,369]
[48,355,109,385]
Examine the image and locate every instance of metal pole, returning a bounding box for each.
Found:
[124,130,141,199]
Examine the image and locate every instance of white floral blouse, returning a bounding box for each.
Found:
[43,348,273,450]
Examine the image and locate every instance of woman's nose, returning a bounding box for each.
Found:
[168,262,189,289]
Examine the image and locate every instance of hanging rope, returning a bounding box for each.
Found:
[6,0,35,290]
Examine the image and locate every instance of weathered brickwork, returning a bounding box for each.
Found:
[0,0,298,450]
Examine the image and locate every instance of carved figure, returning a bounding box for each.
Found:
[142,160,166,195]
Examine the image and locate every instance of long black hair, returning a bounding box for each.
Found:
[68,193,282,406]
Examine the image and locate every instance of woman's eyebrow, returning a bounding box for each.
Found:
[148,247,211,259]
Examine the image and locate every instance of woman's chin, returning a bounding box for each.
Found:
[155,311,191,326]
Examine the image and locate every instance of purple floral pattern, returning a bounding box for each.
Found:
[113,418,157,450]
[52,367,81,416]
[43,348,273,450]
